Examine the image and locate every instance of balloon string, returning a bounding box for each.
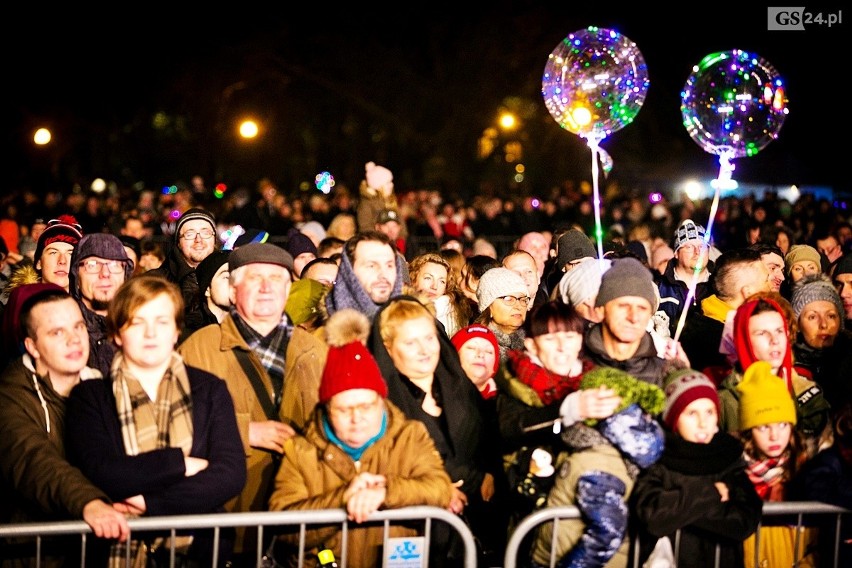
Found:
[587,135,606,269]
[672,151,736,343]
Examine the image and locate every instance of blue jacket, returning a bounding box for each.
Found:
[655,258,714,337]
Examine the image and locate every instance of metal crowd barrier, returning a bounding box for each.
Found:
[0,506,477,568]
[504,501,850,568]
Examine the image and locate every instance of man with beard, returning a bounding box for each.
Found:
[150,207,219,327]
[68,233,134,377]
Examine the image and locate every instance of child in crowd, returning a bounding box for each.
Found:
[630,368,762,568]
[718,292,832,458]
[531,366,665,568]
[738,361,818,567]
[791,399,852,567]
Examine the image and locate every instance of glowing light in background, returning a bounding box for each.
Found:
[315,171,335,194]
[33,128,51,145]
[239,120,259,139]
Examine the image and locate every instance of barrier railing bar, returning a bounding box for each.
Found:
[0,506,476,568]
[503,502,850,568]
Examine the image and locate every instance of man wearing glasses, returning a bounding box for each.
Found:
[68,233,134,377]
[150,207,219,334]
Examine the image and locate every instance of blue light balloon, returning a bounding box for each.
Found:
[681,49,789,158]
[542,26,650,141]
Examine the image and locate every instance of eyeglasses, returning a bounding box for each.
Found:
[180,229,215,241]
[327,396,381,419]
[79,259,125,274]
[499,295,531,307]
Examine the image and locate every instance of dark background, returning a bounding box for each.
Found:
[5,4,847,201]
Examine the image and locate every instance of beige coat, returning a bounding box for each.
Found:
[268,400,453,568]
[178,315,327,552]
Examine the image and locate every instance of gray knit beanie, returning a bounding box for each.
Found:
[477,267,529,312]
[790,273,845,329]
[595,257,657,308]
[557,229,597,267]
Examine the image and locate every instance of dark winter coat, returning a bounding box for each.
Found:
[629,431,762,568]
[584,324,674,389]
[654,257,714,337]
[65,364,246,565]
[0,356,108,528]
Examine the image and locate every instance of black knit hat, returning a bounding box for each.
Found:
[834,252,852,277]
[175,208,216,242]
[557,229,596,268]
[286,230,318,258]
[195,250,231,293]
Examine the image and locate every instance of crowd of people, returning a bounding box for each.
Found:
[1,162,851,568]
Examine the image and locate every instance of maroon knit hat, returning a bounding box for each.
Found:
[451,324,500,375]
[662,368,720,430]
[34,215,83,265]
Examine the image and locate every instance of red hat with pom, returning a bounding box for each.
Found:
[34,215,83,267]
[319,308,388,403]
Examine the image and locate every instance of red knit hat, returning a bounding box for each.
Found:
[319,308,387,403]
[319,341,388,403]
[451,324,500,375]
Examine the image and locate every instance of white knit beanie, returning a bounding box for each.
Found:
[477,267,529,312]
[558,257,612,307]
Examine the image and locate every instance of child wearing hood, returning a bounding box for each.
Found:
[630,368,762,568]
[718,292,832,458]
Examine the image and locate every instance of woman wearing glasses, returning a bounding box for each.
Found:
[474,267,531,364]
[268,308,452,568]
[65,275,246,566]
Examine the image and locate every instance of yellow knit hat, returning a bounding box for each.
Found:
[737,361,797,431]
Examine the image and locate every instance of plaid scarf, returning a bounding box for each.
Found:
[744,453,788,500]
[110,351,195,566]
[231,309,292,409]
[507,350,590,405]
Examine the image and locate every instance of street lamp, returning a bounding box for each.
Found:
[33,127,52,145]
[239,119,259,139]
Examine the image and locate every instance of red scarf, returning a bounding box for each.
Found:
[744,453,788,501]
[507,350,590,405]
[733,297,795,394]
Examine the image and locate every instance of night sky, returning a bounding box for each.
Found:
[5,5,848,197]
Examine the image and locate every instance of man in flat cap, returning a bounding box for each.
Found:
[178,242,327,564]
